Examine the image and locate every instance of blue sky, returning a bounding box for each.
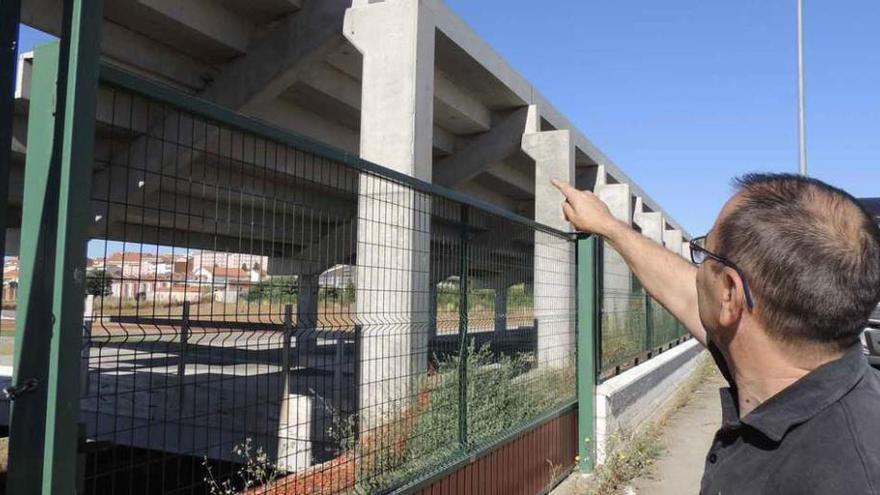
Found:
[445,0,880,234]
[17,2,880,235]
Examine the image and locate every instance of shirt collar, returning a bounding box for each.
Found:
[719,344,868,442]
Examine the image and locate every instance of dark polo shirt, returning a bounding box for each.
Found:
[701,343,880,495]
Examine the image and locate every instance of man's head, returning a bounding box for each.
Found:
[696,173,880,354]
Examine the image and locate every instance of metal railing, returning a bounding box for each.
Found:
[598,240,690,379]
[10,41,580,494]
[5,15,689,493]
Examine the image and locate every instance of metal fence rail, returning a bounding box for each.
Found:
[42,60,580,494]
[5,23,692,493]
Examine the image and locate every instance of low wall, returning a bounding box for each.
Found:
[595,339,710,464]
[405,404,578,495]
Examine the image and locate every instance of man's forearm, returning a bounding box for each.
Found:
[603,219,707,345]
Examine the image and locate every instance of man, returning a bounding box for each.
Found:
[553,173,880,494]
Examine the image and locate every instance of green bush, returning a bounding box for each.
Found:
[337,344,575,493]
[85,269,113,297]
[245,277,296,303]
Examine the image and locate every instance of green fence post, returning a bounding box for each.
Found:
[42,0,103,492]
[5,40,61,495]
[645,292,655,355]
[576,235,598,473]
[457,205,470,448]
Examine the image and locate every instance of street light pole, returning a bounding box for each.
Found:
[797,0,808,176]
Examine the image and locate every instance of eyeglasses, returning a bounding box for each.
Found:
[689,235,755,311]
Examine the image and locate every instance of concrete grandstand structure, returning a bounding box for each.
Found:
[8,0,698,478]
[11,0,690,261]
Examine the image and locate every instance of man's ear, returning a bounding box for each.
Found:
[718,267,745,328]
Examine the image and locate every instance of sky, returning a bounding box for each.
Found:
[444,0,880,235]
[15,2,880,236]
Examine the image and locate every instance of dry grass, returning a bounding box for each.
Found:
[573,356,715,495]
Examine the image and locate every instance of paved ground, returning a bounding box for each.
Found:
[629,370,726,494]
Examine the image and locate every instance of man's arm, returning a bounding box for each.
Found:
[553,179,708,346]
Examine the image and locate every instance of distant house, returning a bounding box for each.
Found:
[190,251,268,273]
[109,276,174,301]
[151,284,204,304]
[192,266,261,286]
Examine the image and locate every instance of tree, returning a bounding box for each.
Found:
[246,276,297,303]
[85,270,113,297]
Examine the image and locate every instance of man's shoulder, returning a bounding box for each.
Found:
[778,370,880,494]
[838,367,880,454]
[767,396,880,494]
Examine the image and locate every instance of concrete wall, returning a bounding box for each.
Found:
[595,340,709,464]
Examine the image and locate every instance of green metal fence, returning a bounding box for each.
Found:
[1,3,692,492]
[598,240,690,379]
[5,34,591,495]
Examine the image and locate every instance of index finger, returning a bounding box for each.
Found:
[551,178,578,200]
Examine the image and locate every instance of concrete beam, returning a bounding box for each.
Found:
[14,52,33,101]
[456,181,522,213]
[633,197,664,244]
[90,0,351,209]
[252,97,359,154]
[268,220,356,276]
[596,177,632,225]
[486,161,533,195]
[432,125,457,156]
[298,62,362,113]
[136,0,253,54]
[523,130,574,230]
[595,165,634,300]
[434,70,491,134]
[202,0,349,112]
[434,105,532,187]
[100,20,219,92]
[664,228,683,255]
[19,3,217,92]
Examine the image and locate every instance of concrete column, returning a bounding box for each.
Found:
[344,0,436,428]
[296,273,320,349]
[276,394,312,473]
[595,167,633,310]
[633,197,664,244]
[522,129,576,368]
[494,286,508,334]
[663,228,683,255]
[428,283,438,339]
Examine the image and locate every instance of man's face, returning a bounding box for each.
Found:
[696,196,742,342]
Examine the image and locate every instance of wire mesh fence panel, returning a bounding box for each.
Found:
[600,291,646,373]
[598,240,690,378]
[72,72,577,494]
[84,79,365,494]
[650,303,688,351]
